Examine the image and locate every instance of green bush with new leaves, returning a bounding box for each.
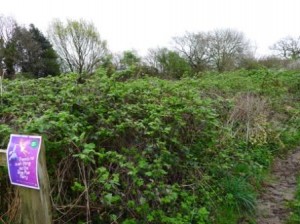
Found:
[0,68,300,223]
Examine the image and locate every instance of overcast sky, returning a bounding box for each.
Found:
[2,0,300,56]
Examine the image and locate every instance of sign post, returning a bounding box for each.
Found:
[0,134,52,224]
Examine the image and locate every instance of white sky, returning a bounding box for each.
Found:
[2,0,300,57]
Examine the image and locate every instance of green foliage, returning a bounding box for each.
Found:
[0,68,299,223]
[157,49,192,78]
[120,50,141,68]
[29,24,60,76]
[4,24,60,77]
[3,40,16,75]
[221,176,256,213]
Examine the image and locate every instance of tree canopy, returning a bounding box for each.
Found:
[48,19,109,74]
[173,29,252,72]
[271,36,300,60]
[145,48,191,78]
[0,15,60,77]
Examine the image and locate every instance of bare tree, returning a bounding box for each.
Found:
[173,32,210,72]
[48,19,108,74]
[0,15,16,43]
[173,29,251,72]
[0,15,17,76]
[208,29,251,72]
[271,36,300,60]
[111,53,123,70]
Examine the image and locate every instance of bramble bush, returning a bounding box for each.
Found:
[0,68,299,223]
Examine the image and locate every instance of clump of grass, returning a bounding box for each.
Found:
[227,92,270,144]
[212,176,256,223]
[221,176,256,213]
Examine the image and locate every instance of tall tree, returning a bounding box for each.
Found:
[145,48,191,78]
[173,29,252,72]
[29,24,60,76]
[120,50,141,69]
[208,29,251,72]
[4,24,59,77]
[173,32,210,72]
[10,26,43,75]
[48,19,109,74]
[0,17,59,77]
[6,25,60,77]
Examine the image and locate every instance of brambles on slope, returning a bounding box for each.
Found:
[0,68,299,223]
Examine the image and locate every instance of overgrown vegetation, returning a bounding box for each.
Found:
[0,68,299,223]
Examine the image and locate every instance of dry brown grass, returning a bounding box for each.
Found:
[0,187,20,224]
[227,92,270,144]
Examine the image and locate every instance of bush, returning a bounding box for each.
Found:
[0,68,299,223]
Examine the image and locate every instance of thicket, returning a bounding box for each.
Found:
[0,68,300,223]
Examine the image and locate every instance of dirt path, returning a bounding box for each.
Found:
[256,148,300,224]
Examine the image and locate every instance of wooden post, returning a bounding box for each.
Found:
[0,149,6,166]
[0,141,52,224]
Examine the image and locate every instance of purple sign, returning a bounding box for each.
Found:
[6,134,41,190]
